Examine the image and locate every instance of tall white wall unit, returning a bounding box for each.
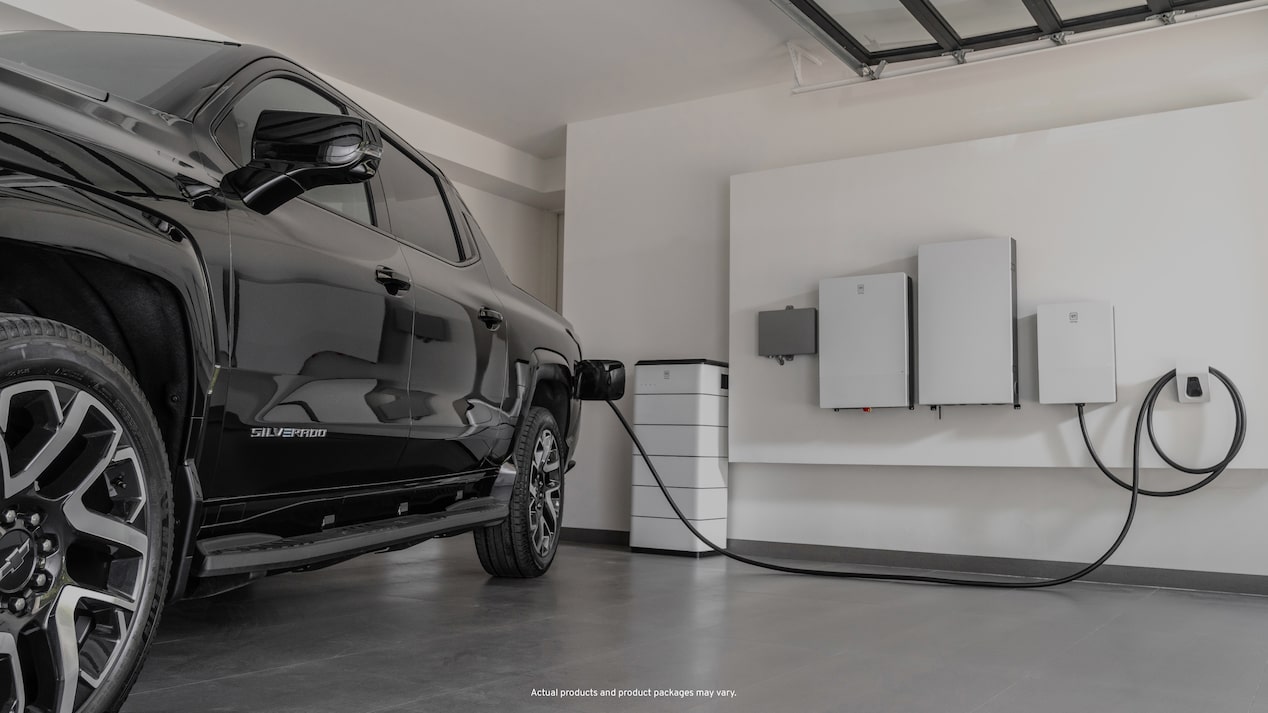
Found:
[917,237,1019,408]
[630,360,728,556]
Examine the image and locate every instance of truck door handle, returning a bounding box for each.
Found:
[375,267,411,295]
[478,307,504,331]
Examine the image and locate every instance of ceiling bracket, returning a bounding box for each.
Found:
[943,48,973,65]
[1046,31,1074,45]
[1147,9,1186,23]
[769,0,873,78]
[786,42,824,88]
[866,60,889,80]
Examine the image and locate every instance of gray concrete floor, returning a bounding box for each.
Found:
[124,536,1268,713]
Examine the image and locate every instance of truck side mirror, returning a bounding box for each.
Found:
[223,110,383,215]
[576,360,625,401]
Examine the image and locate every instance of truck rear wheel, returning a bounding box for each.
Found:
[0,315,172,713]
[474,406,564,577]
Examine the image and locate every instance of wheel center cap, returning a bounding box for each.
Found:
[0,530,35,595]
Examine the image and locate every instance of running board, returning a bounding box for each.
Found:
[196,502,509,577]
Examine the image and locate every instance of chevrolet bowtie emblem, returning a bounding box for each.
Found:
[0,538,30,580]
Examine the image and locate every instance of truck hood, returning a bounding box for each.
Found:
[0,59,217,185]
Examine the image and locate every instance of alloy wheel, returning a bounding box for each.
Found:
[525,429,561,560]
[0,380,151,713]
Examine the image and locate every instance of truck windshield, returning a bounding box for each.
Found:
[0,31,227,113]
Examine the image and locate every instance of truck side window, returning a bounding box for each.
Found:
[377,140,463,263]
[215,77,373,226]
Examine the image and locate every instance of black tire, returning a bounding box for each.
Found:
[474,407,565,578]
[0,314,172,713]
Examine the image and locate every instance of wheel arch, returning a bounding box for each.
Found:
[0,191,221,600]
[519,349,576,459]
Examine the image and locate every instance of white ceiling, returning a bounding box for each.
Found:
[0,3,69,30]
[138,0,810,158]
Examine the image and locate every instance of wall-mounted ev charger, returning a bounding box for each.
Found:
[1176,359,1212,403]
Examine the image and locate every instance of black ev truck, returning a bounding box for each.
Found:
[0,31,623,713]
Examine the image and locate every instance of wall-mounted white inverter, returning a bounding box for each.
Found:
[819,273,914,409]
[1037,301,1117,405]
[918,237,1019,407]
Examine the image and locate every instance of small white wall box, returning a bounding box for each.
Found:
[1037,301,1117,405]
[630,359,727,556]
[819,273,914,409]
[918,237,1019,407]
[757,307,817,364]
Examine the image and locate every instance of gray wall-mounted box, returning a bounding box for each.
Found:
[757,307,818,358]
[918,237,1018,407]
[819,273,914,409]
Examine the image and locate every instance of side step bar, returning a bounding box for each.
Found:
[197,501,509,577]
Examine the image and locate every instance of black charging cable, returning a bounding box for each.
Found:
[607,368,1245,589]
[1079,368,1246,498]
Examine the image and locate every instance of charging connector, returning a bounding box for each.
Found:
[608,367,1245,589]
[1176,360,1213,404]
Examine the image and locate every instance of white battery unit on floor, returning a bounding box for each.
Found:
[918,237,1019,407]
[819,272,914,409]
[1037,301,1117,405]
[630,359,727,556]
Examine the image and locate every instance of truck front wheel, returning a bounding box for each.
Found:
[474,406,564,577]
[0,314,172,713]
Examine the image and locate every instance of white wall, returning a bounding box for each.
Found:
[0,4,69,29]
[453,182,560,310]
[562,10,1268,574]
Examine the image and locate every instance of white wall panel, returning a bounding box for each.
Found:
[729,98,1267,470]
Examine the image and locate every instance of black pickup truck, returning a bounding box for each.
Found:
[0,31,623,713]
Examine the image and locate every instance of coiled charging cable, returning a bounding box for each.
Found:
[607,368,1245,589]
